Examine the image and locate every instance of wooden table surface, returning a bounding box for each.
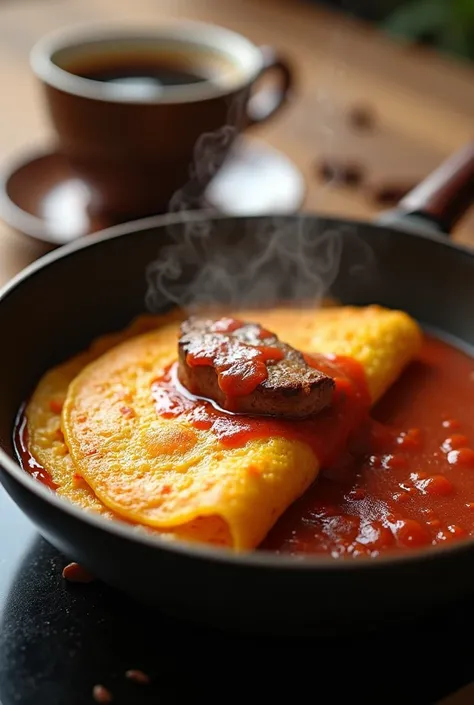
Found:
[1,0,474,288]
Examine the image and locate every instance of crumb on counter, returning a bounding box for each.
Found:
[62,562,95,583]
[317,158,364,186]
[125,669,151,684]
[348,104,376,130]
[92,684,113,703]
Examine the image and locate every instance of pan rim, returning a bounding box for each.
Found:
[1,209,474,572]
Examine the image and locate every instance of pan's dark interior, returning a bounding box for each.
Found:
[1,213,473,459]
[2,213,474,636]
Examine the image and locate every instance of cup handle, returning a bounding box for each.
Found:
[246,46,293,127]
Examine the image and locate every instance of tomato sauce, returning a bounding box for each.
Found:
[152,354,370,468]
[13,333,474,559]
[186,339,285,398]
[262,335,474,557]
[13,407,58,490]
[184,317,288,398]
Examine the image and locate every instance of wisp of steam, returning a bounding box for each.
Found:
[145,97,375,315]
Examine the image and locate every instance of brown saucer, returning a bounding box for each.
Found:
[0,137,305,246]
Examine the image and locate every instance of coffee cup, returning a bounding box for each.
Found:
[30,21,293,219]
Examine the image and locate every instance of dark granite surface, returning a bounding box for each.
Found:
[0,484,473,705]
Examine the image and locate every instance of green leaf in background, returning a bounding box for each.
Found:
[384,0,474,60]
[385,0,449,39]
[438,20,473,58]
[452,0,474,24]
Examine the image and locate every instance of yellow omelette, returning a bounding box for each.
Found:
[26,305,421,549]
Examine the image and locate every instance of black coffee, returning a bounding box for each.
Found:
[64,48,239,91]
[78,62,207,87]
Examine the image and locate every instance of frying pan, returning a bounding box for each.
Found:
[0,143,473,638]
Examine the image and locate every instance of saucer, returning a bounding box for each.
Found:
[0,137,305,246]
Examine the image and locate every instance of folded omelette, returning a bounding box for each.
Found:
[26,305,421,550]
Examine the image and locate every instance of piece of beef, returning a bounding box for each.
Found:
[177,316,335,419]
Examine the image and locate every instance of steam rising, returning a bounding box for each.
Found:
[168,125,238,214]
[145,97,374,315]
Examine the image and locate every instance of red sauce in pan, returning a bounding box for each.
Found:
[186,341,285,397]
[262,336,474,556]
[13,334,474,559]
[152,354,370,468]
[185,317,288,397]
[14,408,58,490]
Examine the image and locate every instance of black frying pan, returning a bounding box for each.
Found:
[0,144,473,638]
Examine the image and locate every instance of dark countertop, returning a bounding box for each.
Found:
[0,484,473,705]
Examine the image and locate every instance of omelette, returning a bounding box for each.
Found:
[24,305,421,550]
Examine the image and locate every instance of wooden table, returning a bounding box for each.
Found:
[1,0,473,288]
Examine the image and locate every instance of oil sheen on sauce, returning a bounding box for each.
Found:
[14,334,474,559]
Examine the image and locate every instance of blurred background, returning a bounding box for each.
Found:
[319,0,474,61]
[0,0,473,286]
[1,0,474,61]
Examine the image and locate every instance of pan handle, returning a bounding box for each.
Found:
[377,141,474,236]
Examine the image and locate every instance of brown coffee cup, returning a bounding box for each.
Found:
[30,21,293,219]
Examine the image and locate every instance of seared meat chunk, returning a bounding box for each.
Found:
[177,316,335,418]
